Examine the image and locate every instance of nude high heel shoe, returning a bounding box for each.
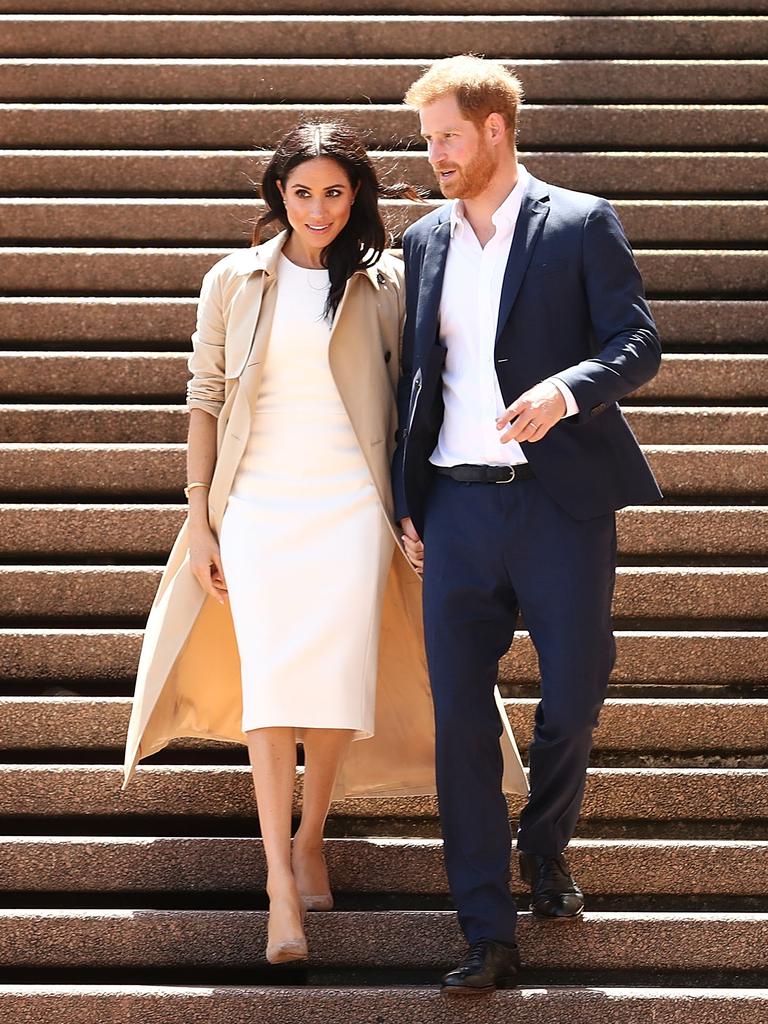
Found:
[292,844,334,912]
[300,891,334,913]
[266,935,308,965]
[265,897,308,964]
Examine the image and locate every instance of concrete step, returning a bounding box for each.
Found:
[636,355,768,402]
[0,986,766,1024]
[3,16,768,60]
[0,405,188,444]
[2,150,766,197]
[3,199,768,247]
[6,0,768,14]
[1,403,765,448]
[0,504,186,558]
[0,628,142,683]
[3,103,767,150]
[0,444,187,498]
[2,403,766,446]
[2,298,765,348]
[6,0,768,13]
[0,352,187,399]
[2,353,765,404]
[3,504,767,561]
[0,835,766,897]
[2,444,766,500]
[501,630,768,688]
[645,446,768,499]
[622,409,768,446]
[2,628,766,687]
[1,764,767,822]
[3,58,767,103]
[3,247,767,297]
[0,908,765,973]
[616,506,768,559]
[3,565,767,623]
[3,696,765,755]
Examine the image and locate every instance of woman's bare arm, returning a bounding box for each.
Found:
[186,408,227,604]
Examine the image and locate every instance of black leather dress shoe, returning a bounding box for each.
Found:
[441,939,520,995]
[518,851,584,919]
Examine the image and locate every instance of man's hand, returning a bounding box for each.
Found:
[400,516,424,574]
[496,380,567,444]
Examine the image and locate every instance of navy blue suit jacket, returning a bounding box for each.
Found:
[392,173,663,537]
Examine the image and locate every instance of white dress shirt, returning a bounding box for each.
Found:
[430,163,578,469]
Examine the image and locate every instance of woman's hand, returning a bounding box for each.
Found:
[188,522,228,604]
[400,516,424,574]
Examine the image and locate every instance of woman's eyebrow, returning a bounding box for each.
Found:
[290,182,348,190]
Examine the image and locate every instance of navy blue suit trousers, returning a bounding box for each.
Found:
[422,473,616,944]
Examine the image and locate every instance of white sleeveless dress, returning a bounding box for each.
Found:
[218,253,393,738]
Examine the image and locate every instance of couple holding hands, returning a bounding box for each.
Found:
[124,55,661,994]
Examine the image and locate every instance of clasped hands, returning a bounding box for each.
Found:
[400,381,566,573]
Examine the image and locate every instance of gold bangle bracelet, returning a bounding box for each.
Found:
[184,482,210,499]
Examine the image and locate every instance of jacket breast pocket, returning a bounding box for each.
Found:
[528,257,568,278]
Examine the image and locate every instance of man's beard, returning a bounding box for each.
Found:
[435,139,497,199]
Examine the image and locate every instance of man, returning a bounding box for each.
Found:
[392,55,662,995]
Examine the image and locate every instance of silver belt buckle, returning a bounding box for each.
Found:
[497,465,516,484]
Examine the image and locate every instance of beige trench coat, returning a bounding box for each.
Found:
[123,231,528,799]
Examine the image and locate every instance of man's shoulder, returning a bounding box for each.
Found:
[403,203,449,246]
[540,178,611,221]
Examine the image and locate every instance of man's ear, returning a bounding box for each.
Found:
[486,112,507,146]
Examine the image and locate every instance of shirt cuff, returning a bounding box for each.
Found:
[547,376,579,418]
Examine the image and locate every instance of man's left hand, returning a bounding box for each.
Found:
[496,381,567,444]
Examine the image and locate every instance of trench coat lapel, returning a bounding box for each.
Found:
[224,273,265,379]
[225,231,287,379]
[494,177,550,348]
[240,278,278,411]
[327,267,394,516]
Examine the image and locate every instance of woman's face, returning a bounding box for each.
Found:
[278,156,358,255]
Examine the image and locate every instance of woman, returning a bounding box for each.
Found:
[123,122,528,966]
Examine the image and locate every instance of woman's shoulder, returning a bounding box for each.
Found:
[374,249,405,290]
[202,233,286,286]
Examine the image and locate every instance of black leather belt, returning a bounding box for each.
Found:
[436,463,535,484]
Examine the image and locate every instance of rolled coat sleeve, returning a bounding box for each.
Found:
[186,265,227,417]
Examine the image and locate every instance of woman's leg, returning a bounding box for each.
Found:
[246,727,305,955]
[293,728,354,903]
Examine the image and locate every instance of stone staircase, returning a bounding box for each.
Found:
[1,0,768,1019]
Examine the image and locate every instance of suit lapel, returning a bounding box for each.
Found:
[494,179,550,347]
[415,213,451,356]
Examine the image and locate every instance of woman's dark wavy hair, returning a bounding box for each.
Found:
[253,121,422,321]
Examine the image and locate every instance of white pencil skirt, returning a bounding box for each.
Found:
[219,412,393,739]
